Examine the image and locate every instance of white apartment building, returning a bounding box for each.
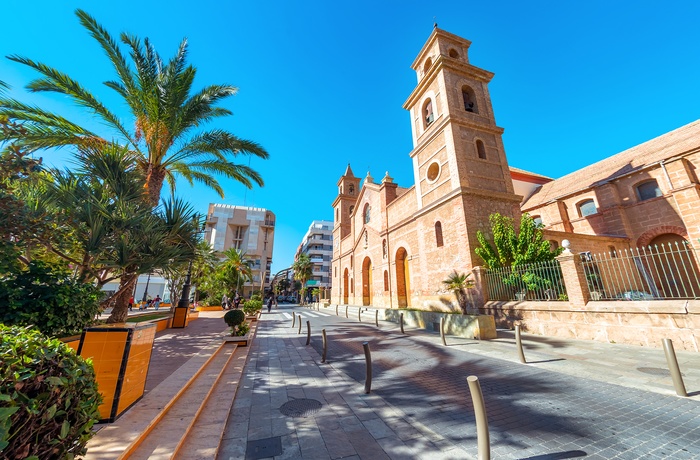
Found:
[204,204,276,297]
[295,220,333,294]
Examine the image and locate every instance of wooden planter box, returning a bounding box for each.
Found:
[77,322,157,422]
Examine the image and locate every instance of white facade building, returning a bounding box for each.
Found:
[204,204,276,296]
[295,220,333,293]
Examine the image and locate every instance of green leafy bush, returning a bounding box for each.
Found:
[250,293,262,302]
[234,322,250,337]
[0,325,101,459]
[0,261,102,337]
[223,309,245,328]
[242,300,263,315]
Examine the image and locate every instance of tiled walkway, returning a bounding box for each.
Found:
[218,307,700,459]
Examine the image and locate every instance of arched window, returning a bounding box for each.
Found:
[349,205,354,215]
[608,245,617,258]
[476,139,486,159]
[423,99,434,127]
[423,58,432,74]
[349,184,354,194]
[636,180,662,201]
[462,85,477,113]
[382,239,387,258]
[364,203,371,224]
[449,48,459,58]
[435,221,444,247]
[383,270,389,291]
[577,199,597,217]
[335,208,339,221]
[549,240,559,251]
[532,215,543,226]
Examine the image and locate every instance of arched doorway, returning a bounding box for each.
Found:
[362,257,372,306]
[647,234,700,298]
[395,248,410,308]
[343,268,349,304]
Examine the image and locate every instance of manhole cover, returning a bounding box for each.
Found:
[279,398,322,417]
[637,367,677,377]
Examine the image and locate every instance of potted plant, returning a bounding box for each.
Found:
[223,309,250,346]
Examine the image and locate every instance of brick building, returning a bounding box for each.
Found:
[331,26,700,311]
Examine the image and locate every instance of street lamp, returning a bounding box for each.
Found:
[172,219,205,328]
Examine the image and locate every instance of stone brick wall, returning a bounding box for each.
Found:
[481,300,700,352]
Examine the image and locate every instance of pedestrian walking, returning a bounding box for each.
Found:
[128,296,134,312]
[267,294,274,313]
[222,294,229,310]
[234,294,241,309]
[153,295,161,310]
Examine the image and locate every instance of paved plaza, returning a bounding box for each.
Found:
[218,305,700,459]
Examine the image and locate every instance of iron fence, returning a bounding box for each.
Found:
[581,242,700,300]
[485,260,567,301]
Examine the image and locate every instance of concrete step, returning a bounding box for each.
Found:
[173,336,250,459]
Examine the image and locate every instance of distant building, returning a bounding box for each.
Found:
[204,204,276,297]
[295,220,333,297]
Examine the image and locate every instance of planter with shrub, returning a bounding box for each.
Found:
[0,325,101,459]
[242,299,263,321]
[223,309,251,346]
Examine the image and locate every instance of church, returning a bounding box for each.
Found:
[330,27,700,311]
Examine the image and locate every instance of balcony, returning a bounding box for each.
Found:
[262,219,275,227]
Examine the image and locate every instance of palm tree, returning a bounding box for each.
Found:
[443,271,475,315]
[221,248,252,296]
[0,9,268,207]
[292,254,313,305]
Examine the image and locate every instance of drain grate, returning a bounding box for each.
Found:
[279,398,322,417]
[246,436,283,459]
[637,367,680,377]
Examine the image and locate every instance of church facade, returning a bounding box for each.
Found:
[331,27,700,310]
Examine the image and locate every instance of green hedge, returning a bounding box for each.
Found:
[0,261,101,337]
[0,325,101,459]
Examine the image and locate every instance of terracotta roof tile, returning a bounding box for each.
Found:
[522,119,700,209]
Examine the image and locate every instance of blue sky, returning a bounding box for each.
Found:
[2,1,700,273]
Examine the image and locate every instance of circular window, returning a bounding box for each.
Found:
[426,162,440,182]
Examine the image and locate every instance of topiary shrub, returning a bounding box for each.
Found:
[250,293,262,302]
[223,309,246,328]
[0,325,101,459]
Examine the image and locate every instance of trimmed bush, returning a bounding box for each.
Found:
[223,309,245,328]
[0,325,101,459]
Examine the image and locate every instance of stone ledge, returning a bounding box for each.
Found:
[485,299,695,315]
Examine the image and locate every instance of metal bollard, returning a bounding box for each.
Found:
[321,329,327,363]
[515,325,527,364]
[306,321,311,346]
[467,376,490,460]
[363,342,372,394]
[662,338,688,397]
[292,313,296,328]
[400,313,405,334]
[345,305,349,318]
[358,307,362,322]
[440,317,447,346]
[335,304,338,315]
[375,310,379,327]
[297,314,302,334]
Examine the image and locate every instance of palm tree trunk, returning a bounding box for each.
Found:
[107,274,137,323]
[145,166,167,207]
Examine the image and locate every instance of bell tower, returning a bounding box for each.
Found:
[404,27,520,206]
[332,164,360,242]
[403,27,521,259]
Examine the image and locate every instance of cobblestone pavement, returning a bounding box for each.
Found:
[221,307,700,459]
